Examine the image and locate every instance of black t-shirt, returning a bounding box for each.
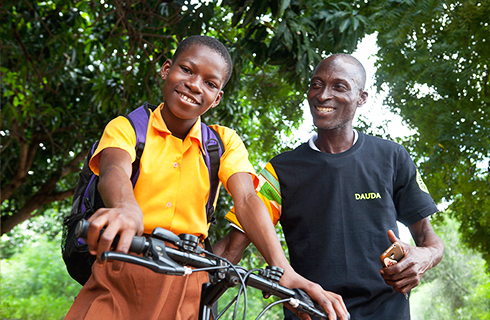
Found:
[271,133,438,319]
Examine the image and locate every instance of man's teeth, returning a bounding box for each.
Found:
[317,107,334,112]
[179,93,197,104]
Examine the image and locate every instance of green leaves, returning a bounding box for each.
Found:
[1,0,370,234]
[410,216,490,318]
[372,0,490,267]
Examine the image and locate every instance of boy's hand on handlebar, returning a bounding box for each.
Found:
[86,203,144,268]
[90,147,144,270]
[280,267,349,320]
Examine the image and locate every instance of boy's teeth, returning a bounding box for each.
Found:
[179,93,197,104]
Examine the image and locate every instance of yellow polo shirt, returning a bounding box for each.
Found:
[90,103,257,238]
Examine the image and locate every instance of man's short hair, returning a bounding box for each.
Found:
[173,35,233,87]
[329,53,366,90]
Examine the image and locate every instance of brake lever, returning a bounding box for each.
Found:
[151,227,182,246]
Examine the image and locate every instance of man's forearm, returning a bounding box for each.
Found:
[213,228,251,264]
[410,217,444,270]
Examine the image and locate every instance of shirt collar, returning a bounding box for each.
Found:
[152,103,203,146]
[308,129,358,152]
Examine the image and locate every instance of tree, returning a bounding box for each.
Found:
[371,0,490,266]
[1,0,371,234]
[410,215,490,319]
[1,215,82,320]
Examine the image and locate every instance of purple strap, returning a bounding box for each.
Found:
[200,123,223,217]
[126,105,151,185]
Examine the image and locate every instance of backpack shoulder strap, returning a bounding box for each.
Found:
[200,123,224,225]
[124,102,159,186]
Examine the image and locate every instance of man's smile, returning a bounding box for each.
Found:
[315,106,335,114]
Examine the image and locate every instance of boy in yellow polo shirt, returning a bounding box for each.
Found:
[65,35,349,320]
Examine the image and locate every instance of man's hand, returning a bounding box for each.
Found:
[380,220,444,295]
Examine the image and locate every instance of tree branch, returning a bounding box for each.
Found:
[0,146,86,234]
[1,124,38,202]
[1,189,75,235]
[11,23,53,94]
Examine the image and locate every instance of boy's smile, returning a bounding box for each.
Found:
[177,92,199,105]
[160,43,227,137]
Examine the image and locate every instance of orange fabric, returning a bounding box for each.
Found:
[64,260,209,320]
[89,103,257,237]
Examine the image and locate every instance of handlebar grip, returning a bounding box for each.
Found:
[75,219,90,239]
[75,219,147,254]
[129,236,146,254]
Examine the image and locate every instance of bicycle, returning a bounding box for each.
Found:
[76,219,334,320]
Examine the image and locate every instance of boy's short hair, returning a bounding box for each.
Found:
[173,35,233,87]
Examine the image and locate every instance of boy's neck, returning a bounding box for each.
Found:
[160,105,196,140]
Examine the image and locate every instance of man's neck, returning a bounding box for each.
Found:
[314,127,356,154]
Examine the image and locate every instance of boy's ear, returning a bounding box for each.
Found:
[211,91,224,108]
[160,59,172,80]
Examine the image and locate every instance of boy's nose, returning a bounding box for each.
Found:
[185,77,203,93]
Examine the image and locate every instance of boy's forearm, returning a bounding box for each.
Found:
[234,193,292,273]
[87,148,144,257]
[98,163,139,209]
[227,173,292,273]
[98,148,140,211]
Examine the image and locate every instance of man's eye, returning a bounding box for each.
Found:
[180,66,190,73]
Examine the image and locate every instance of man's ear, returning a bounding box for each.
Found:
[160,59,172,80]
[358,90,368,107]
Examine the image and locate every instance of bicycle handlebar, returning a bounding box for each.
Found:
[76,219,333,319]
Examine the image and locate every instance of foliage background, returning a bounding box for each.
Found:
[2,213,489,319]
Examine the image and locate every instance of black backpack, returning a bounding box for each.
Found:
[62,102,224,285]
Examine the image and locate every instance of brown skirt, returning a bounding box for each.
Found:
[65,259,209,320]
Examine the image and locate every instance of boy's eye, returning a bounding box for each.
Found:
[180,66,191,73]
[207,81,218,89]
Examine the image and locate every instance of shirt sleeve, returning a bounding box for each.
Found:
[210,125,259,190]
[394,146,438,226]
[89,116,136,175]
[225,162,282,230]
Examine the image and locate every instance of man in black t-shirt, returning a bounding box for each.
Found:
[222,53,444,319]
